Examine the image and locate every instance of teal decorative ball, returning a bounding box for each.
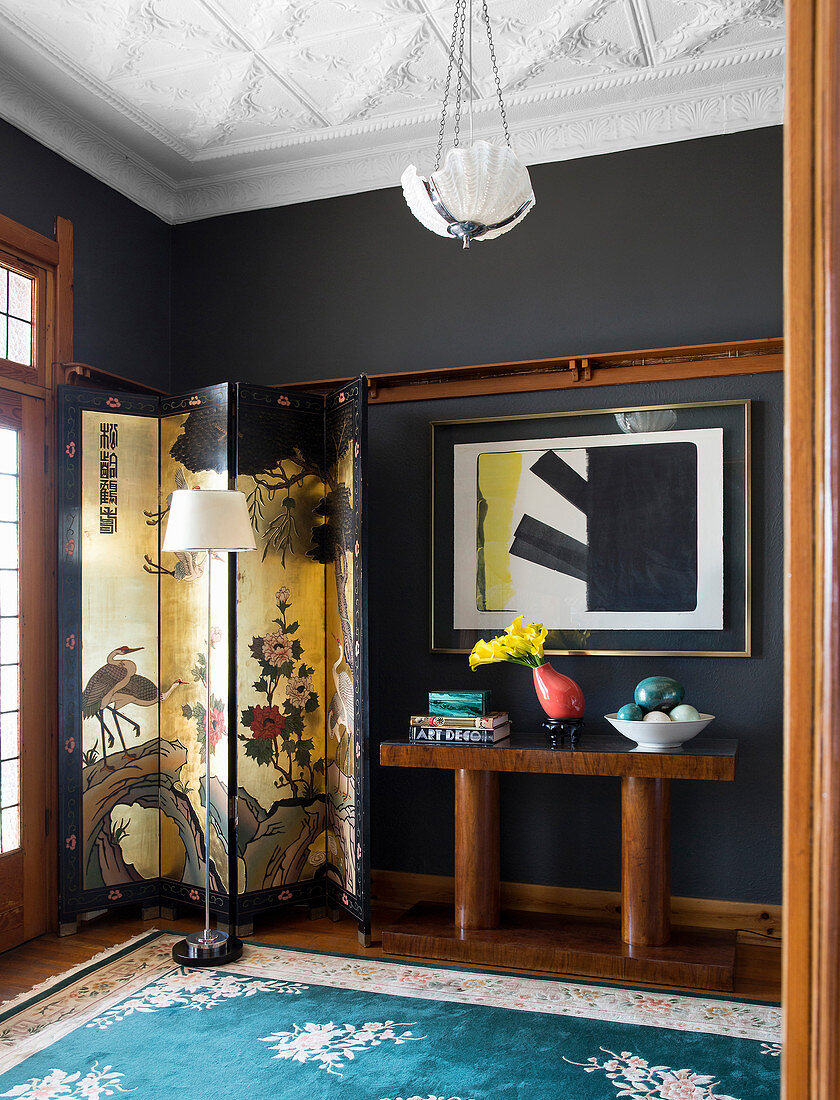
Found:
[617,703,644,722]
[670,703,701,722]
[634,676,685,713]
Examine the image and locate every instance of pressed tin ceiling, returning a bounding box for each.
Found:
[0,0,784,224]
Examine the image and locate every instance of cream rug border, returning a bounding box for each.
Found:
[0,931,781,1076]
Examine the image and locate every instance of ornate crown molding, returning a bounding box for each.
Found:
[171,73,783,222]
[0,62,177,221]
[0,61,782,225]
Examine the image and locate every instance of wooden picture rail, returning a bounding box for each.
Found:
[278,338,783,404]
[59,362,167,397]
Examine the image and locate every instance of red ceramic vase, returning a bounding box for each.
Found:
[532,662,584,720]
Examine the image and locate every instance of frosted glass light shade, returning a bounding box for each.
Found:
[615,410,678,434]
[402,140,535,248]
[163,489,256,552]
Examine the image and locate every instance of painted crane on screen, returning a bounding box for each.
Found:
[82,646,184,769]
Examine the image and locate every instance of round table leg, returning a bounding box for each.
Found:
[454,769,500,931]
[621,776,671,947]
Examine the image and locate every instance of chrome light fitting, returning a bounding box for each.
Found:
[402,0,534,249]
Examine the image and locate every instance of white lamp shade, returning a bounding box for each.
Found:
[162,489,257,552]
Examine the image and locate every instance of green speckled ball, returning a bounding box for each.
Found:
[617,703,644,722]
[634,676,685,713]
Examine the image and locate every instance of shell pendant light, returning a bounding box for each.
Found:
[402,0,534,249]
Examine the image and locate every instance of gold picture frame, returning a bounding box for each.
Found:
[430,399,751,657]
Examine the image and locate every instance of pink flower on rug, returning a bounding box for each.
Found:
[64,539,75,555]
[64,737,75,753]
[65,441,75,457]
[64,634,75,650]
[657,1073,711,1100]
[106,397,121,409]
[189,889,200,901]
[277,395,290,407]
[107,889,122,900]
[634,996,673,1013]
[188,395,201,406]
[65,835,75,850]
[278,890,293,901]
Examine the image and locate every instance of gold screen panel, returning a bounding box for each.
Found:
[80,410,160,891]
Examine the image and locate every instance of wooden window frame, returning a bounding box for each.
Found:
[0,251,46,388]
[0,213,73,937]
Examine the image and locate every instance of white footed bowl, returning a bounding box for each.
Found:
[604,713,714,751]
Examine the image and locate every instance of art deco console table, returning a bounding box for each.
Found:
[380,733,738,991]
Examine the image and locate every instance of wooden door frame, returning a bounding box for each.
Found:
[783,0,840,1095]
[0,213,73,936]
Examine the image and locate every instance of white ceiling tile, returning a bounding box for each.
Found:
[460,0,645,96]
[274,16,448,126]
[0,0,785,217]
[210,0,427,50]
[3,0,241,83]
[115,54,318,153]
[642,0,784,63]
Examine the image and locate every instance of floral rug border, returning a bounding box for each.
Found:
[0,931,781,1076]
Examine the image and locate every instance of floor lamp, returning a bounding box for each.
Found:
[163,488,256,966]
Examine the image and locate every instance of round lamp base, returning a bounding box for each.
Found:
[171,930,243,967]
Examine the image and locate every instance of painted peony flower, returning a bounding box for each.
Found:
[250,705,286,740]
[275,586,291,606]
[286,675,313,708]
[206,707,225,746]
[262,631,293,666]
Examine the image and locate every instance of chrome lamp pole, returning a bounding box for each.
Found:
[162,488,256,966]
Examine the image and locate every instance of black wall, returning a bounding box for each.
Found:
[172,127,784,903]
[0,119,170,390]
[172,128,781,387]
[366,372,782,904]
[2,116,784,902]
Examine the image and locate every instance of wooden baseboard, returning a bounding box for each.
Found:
[371,870,781,946]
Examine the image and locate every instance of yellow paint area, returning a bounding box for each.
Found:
[477,450,522,612]
[112,803,161,881]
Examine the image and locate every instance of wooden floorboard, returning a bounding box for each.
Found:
[0,903,781,1005]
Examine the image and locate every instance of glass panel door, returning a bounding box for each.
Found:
[0,424,19,853]
[0,390,47,952]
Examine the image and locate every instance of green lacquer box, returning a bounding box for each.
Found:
[428,690,491,717]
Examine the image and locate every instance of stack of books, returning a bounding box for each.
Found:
[409,691,510,744]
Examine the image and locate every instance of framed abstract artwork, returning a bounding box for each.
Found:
[431,400,750,656]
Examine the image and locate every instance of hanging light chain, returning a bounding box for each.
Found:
[481,0,511,149]
[452,0,468,151]
[434,0,462,171]
[435,0,512,171]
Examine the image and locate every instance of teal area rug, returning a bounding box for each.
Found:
[0,931,780,1099]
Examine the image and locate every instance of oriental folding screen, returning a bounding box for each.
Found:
[57,379,370,940]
